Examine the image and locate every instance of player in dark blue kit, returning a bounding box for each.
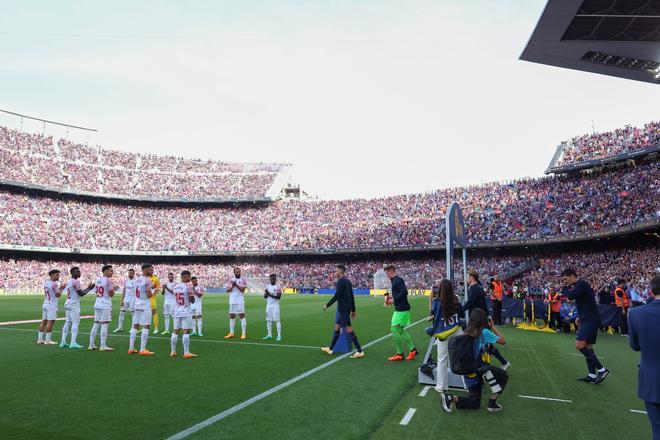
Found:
[321,265,365,359]
[561,268,610,384]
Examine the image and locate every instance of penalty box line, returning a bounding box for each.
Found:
[0,326,320,350]
[166,318,427,440]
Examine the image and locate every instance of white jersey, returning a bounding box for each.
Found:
[93,276,113,310]
[133,275,153,310]
[64,278,82,306]
[266,284,282,306]
[163,281,176,304]
[173,282,193,318]
[225,277,247,305]
[43,280,60,308]
[123,277,137,300]
[192,284,205,307]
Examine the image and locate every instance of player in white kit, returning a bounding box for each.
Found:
[190,276,205,336]
[114,268,137,333]
[60,267,95,349]
[224,267,248,340]
[128,264,156,356]
[169,270,197,358]
[89,265,118,352]
[37,269,65,345]
[263,273,283,341]
[161,272,176,335]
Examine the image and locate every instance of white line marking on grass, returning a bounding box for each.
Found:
[399,408,417,426]
[0,316,93,326]
[165,318,427,440]
[418,386,431,397]
[508,347,536,352]
[569,353,605,359]
[518,395,572,403]
[0,327,319,350]
[630,409,647,415]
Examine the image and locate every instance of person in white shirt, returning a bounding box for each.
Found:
[114,268,137,333]
[170,270,197,358]
[190,276,205,337]
[60,267,95,349]
[224,267,248,340]
[128,264,156,356]
[162,272,176,335]
[37,269,65,345]
[89,265,118,352]
[263,273,283,341]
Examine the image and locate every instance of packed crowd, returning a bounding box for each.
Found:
[1,246,656,293]
[0,161,657,252]
[0,126,284,199]
[558,120,660,166]
[0,255,533,291]
[515,246,659,299]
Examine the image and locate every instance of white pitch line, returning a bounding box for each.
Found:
[518,395,572,403]
[0,316,93,326]
[399,408,417,426]
[166,318,427,440]
[630,409,647,415]
[418,386,432,397]
[0,326,320,350]
[569,353,605,359]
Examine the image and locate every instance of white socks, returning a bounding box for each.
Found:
[164,315,171,332]
[240,318,247,335]
[62,321,71,343]
[45,332,52,342]
[197,319,202,334]
[89,323,99,347]
[117,311,125,329]
[229,318,235,334]
[266,320,272,337]
[171,333,178,353]
[71,322,79,345]
[129,328,137,350]
[140,329,149,351]
[183,334,190,354]
[276,321,281,338]
[37,331,44,343]
[100,324,109,347]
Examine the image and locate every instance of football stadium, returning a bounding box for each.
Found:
[1,1,659,439]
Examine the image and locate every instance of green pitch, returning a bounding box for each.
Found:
[0,294,650,440]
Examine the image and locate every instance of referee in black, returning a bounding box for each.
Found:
[561,268,609,384]
[322,265,365,359]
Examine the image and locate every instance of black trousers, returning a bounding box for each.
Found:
[492,300,503,325]
[550,311,561,329]
[456,366,508,410]
[618,308,629,335]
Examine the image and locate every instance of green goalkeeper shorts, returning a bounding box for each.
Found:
[391,310,412,328]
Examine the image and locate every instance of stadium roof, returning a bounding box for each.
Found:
[520,0,660,84]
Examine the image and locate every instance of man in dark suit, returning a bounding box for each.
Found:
[628,274,660,440]
[321,265,364,359]
[464,268,488,316]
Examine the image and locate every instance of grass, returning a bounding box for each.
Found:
[0,294,650,440]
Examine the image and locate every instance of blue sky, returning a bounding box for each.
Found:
[1,0,658,199]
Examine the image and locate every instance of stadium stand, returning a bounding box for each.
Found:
[0,125,287,201]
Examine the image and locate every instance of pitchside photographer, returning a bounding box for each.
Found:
[442,309,509,413]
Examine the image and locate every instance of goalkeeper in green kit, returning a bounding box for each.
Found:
[384,264,418,361]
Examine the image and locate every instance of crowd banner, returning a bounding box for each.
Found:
[489,297,621,327]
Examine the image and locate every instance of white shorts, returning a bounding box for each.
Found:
[94,308,111,323]
[229,303,245,315]
[42,306,57,321]
[191,305,203,316]
[266,304,280,321]
[132,309,151,327]
[174,316,193,330]
[163,302,175,315]
[121,297,135,312]
[65,304,81,323]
